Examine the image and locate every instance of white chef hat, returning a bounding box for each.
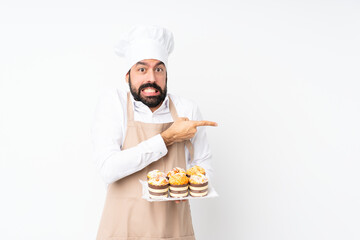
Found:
[114,25,174,75]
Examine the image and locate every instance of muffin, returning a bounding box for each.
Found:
[189,173,208,197]
[169,173,189,198]
[186,165,206,177]
[167,167,186,179]
[148,176,169,199]
[147,170,167,180]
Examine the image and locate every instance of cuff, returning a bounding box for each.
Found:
[139,133,168,157]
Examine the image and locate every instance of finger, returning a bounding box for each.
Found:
[175,200,180,204]
[192,120,218,127]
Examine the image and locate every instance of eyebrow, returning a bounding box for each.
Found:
[135,61,165,67]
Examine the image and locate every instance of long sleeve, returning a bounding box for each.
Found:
[91,89,168,184]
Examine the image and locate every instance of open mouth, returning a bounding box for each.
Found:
[141,87,160,96]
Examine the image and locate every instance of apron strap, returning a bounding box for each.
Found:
[168,96,178,121]
[127,92,134,122]
[169,96,195,164]
[185,140,194,164]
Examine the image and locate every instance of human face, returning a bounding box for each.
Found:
[126,59,167,112]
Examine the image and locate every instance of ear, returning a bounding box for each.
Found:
[125,71,129,83]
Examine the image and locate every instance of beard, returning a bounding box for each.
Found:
[128,75,167,108]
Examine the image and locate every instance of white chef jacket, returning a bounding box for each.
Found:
[91,88,213,186]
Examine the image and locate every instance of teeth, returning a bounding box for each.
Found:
[143,88,156,93]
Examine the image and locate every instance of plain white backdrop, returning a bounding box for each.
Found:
[1,0,359,239]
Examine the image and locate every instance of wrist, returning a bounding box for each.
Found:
[161,131,174,146]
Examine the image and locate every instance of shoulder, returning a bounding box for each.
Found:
[168,93,202,120]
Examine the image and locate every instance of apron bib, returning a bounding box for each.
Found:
[96,93,195,240]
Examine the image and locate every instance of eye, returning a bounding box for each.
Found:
[138,68,146,72]
[155,67,164,72]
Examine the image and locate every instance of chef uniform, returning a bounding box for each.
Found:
[92,25,213,240]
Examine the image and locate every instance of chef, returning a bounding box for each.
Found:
[92,25,217,240]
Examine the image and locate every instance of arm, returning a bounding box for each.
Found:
[91,89,168,184]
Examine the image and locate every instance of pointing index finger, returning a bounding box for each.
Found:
[193,120,218,127]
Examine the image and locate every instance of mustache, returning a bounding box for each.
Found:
[138,83,163,94]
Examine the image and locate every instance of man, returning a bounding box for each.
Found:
[92,25,217,240]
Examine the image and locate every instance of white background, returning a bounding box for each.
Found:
[1,0,359,239]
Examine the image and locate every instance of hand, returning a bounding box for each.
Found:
[161,117,218,146]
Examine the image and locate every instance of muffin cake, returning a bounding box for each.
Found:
[189,173,208,197]
[147,175,169,199]
[169,173,189,198]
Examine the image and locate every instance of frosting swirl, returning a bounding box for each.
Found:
[189,173,208,184]
[148,176,169,186]
[167,167,186,178]
[169,172,189,185]
[186,165,206,176]
[147,170,166,179]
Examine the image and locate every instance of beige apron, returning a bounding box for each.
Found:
[96,93,196,240]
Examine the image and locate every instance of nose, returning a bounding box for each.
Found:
[146,69,156,83]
